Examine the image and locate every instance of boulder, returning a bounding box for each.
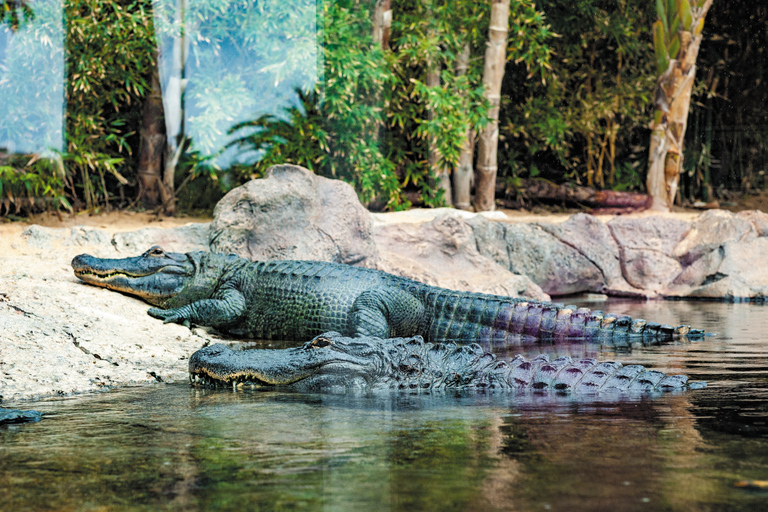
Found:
[209,165,377,266]
[21,223,210,255]
[469,217,604,296]
[374,215,548,301]
[607,216,690,293]
[673,209,756,265]
[666,246,724,295]
[736,210,768,237]
[111,223,210,254]
[685,238,768,300]
[538,213,637,295]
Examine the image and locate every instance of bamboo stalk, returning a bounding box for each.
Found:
[473,0,510,212]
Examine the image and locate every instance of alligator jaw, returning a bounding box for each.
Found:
[71,246,194,306]
[189,338,378,390]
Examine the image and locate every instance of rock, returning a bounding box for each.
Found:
[0,250,220,402]
[666,246,725,295]
[736,210,768,237]
[538,213,637,294]
[21,223,210,255]
[371,207,508,226]
[209,164,377,266]
[685,238,768,300]
[22,225,111,249]
[374,215,548,301]
[469,217,604,296]
[112,223,211,254]
[608,216,690,293]
[674,210,756,265]
[0,407,42,424]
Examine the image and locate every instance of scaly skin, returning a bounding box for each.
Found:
[188,332,707,393]
[72,247,706,342]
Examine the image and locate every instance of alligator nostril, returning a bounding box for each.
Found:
[71,254,89,269]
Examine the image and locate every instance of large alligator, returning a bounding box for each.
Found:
[72,247,705,343]
[189,332,706,393]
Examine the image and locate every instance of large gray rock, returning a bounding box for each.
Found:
[684,238,768,299]
[111,223,210,254]
[469,217,604,296]
[673,209,756,265]
[21,223,210,255]
[209,165,377,266]
[538,213,637,295]
[736,210,768,237]
[607,216,690,293]
[374,215,548,301]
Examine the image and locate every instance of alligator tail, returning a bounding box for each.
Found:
[491,353,706,392]
[424,291,705,343]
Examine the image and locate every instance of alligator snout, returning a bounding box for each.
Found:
[71,254,93,273]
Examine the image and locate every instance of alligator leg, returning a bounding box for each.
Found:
[347,288,425,338]
[148,288,246,329]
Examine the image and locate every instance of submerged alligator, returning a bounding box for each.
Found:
[189,332,706,393]
[72,247,706,343]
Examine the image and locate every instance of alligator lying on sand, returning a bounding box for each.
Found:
[189,332,706,393]
[72,247,706,343]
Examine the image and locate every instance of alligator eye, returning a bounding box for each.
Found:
[310,336,333,348]
[146,247,166,257]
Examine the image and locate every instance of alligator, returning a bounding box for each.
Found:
[188,332,706,393]
[71,247,706,343]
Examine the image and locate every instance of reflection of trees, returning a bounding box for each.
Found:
[490,395,712,510]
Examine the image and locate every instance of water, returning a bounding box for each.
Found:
[2,299,768,511]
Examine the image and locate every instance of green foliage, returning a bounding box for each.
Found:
[228,0,550,210]
[681,3,768,199]
[500,0,656,191]
[64,0,157,209]
[0,155,71,214]
[0,0,35,31]
[228,89,329,176]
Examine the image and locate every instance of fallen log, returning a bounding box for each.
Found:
[499,178,652,214]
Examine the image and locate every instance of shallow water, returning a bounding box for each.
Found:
[2,299,768,511]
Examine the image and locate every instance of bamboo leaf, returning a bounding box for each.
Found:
[669,33,681,58]
[667,0,677,19]
[653,21,670,74]
[677,0,693,31]
[656,0,668,38]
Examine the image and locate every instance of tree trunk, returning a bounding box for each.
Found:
[453,42,474,210]
[422,0,452,206]
[506,178,652,212]
[473,0,509,212]
[647,0,713,210]
[137,67,170,210]
[426,67,453,206]
[373,0,392,49]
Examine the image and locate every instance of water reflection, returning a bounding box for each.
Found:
[2,300,768,511]
[0,0,65,155]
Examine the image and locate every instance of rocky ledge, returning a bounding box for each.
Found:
[1,164,765,403]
